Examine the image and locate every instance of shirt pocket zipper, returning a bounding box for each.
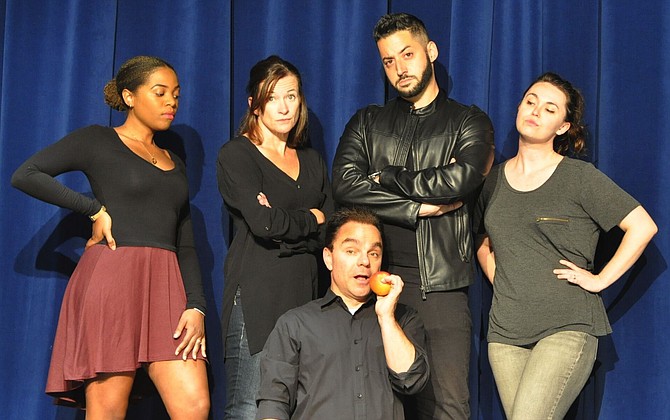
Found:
[536,217,569,223]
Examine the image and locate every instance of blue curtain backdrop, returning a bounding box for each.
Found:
[1,1,667,418]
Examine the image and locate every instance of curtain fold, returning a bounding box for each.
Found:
[1,1,668,418]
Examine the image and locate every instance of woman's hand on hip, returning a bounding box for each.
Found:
[86,211,116,250]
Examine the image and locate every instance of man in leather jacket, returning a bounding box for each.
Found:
[332,12,494,420]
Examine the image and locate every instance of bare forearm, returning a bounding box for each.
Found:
[476,235,495,283]
[597,206,657,288]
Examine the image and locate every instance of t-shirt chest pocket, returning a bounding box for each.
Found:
[535,216,572,253]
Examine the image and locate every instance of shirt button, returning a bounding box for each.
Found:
[353,339,359,344]
[355,366,361,371]
[357,393,363,399]
[297,184,301,189]
[265,226,269,231]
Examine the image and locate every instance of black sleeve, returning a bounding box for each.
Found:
[332,108,421,228]
[216,139,321,242]
[11,126,104,217]
[176,201,206,314]
[379,106,495,204]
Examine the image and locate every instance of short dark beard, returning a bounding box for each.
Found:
[396,57,433,100]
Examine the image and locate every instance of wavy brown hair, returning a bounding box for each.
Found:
[238,55,308,148]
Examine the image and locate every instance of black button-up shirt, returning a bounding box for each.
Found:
[256,289,429,419]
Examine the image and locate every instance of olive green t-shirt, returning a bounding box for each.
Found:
[475,158,639,345]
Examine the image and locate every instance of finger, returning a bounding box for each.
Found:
[192,338,202,360]
[106,236,116,251]
[558,259,578,270]
[180,336,196,361]
[173,320,187,356]
[200,339,207,358]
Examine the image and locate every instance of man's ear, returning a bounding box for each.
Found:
[323,247,333,271]
[427,40,439,63]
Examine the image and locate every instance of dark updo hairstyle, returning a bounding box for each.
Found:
[103,56,176,112]
[325,207,384,251]
[523,72,587,156]
[373,12,429,44]
[238,55,309,148]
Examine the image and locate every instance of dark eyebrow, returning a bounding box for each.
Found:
[382,45,411,60]
[526,92,559,108]
[151,84,180,90]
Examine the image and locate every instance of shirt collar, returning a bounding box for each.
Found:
[320,288,376,312]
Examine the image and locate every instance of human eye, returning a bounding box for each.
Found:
[155,90,165,97]
[369,251,380,259]
[404,52,413,59]
[287,93,297,101]
[383,59,393,68]
[546,106,557,114]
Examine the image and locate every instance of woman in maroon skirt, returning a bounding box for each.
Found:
[11,56,210,418]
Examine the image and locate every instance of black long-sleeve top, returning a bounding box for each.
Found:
[216,136,333,354]
[11,125,206,313]
[256,289,429,419]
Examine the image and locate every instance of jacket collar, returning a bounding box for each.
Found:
[396,88,446,116]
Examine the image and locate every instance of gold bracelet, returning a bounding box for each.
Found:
[89,205,106,222]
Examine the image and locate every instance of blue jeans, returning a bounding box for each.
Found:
[488,331,598,419]
[224,287,262,419]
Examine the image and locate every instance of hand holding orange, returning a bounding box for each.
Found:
[369,271,391,296]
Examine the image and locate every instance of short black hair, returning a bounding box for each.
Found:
[373,12,429,43]
[325,207,384,250]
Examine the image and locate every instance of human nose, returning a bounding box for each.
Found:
[165,96,177,109]
[357,252,371,267]
[277,98,289,114]
[395,60,407,76]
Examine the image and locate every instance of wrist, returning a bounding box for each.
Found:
[89,205,106,222]
[190,307,206,317]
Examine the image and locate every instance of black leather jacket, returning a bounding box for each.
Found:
[333,90,494,296]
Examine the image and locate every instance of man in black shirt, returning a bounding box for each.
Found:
[256,208,429,419]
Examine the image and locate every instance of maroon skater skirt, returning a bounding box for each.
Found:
[45,245,205,406]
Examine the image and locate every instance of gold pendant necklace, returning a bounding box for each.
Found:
[119,132,158,165]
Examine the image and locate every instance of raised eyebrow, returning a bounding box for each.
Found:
[526,92,559,108]
[382,45,412,61]
[340,238,361,246]
[369,242,383,252]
